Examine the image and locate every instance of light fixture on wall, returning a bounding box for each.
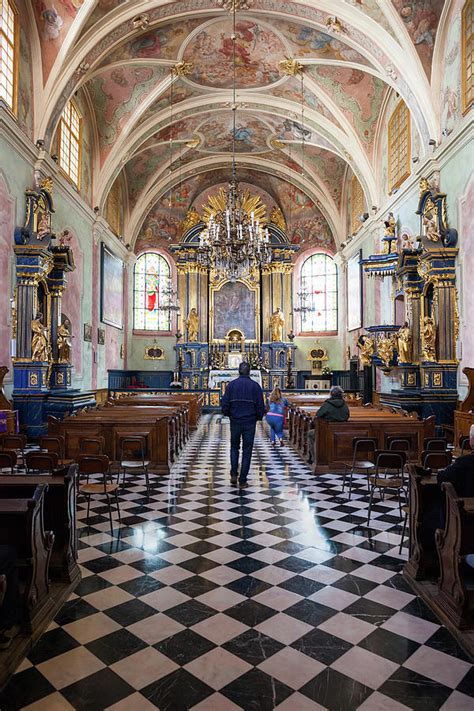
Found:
[292,289,315,317]
[197,2,272,280]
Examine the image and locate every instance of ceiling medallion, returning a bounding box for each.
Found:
[172,61,193,77]
[279,57,304,77]
[325,16,347,34]
[217,0,253,10]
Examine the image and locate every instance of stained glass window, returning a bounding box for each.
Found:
[0,0,18,112]
[58,100,81,188]
[134,252,171,331]
[300,253,338,333]
[462,0,474,112]
[388,100,410,192]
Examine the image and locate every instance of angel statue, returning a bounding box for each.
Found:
[31,313,50,362]
[186,308,199,342]
[382,212,397,254]
[269,307,285,342]
[377,335,395,369]
[422,316,437,361]
[357,334,375,367]
[397,322,412,363]
[58,318,73,364]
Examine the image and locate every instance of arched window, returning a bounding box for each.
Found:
[300,253,338,333]
[57,100,82,188]
[0,0,18,113]
[134,252,171,331]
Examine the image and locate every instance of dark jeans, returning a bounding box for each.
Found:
[230,419,257,483]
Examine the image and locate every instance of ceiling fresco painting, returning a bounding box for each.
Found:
[182,18,287,89]
[391,0,446,78]
[32,0,84,83]
[28,1,452,255]
[86,65,168,162]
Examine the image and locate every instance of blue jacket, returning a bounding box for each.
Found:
[221,375,266,422]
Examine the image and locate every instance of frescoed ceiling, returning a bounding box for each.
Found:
[30,0,448,252]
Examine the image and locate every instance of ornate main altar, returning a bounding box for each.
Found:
[170,197,298,400]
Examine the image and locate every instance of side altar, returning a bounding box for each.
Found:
[168,197,299,399]
[11,178,95,437]
[360,177,459,425]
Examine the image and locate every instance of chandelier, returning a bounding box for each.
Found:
[293,289,315,316]
[197,3,272,280]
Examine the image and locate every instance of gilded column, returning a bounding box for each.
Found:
[261,270,272,342]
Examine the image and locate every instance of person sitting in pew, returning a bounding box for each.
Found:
[307,386,350,464]
[0,545,21,650]
[437,424,474,497]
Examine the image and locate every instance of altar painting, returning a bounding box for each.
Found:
[100,244,123,329]
[212,281,257,340]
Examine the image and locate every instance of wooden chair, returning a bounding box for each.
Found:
[422,450,452,472]
[118,436,150,499]
[342,437,377,500]
[78,455,121,536]
[0,451,17,474]
[39,435,74,467]
[0,434,26,467]
[25,451,59,474]
[423,437,448,452]
[79,436,105,455]
[367,450,407,525]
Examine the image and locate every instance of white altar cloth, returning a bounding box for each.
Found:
[208,369,262,389]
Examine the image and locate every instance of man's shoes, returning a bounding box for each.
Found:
[280,439,284,447]
[239,481,248,489]
[230,473,238,485]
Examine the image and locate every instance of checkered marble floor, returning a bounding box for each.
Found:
[1,415,473,710]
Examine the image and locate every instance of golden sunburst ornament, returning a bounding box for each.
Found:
[202,187,267,226]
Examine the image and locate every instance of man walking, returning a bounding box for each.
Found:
[221,362,265,489]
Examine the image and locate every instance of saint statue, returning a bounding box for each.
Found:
[357,334,375,367]
[186,308,199,342]
[31,313,50,362]
[58,319,72,364]
[382,212,397,254]
[397,322,412,363]
[422,316,437,361]
[423,211,440,242]
[269,307,285,342]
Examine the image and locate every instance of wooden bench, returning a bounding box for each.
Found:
[50,406,185,474]
[0,465,79,585]
[0,485,54,634]
[111,392,203,429]
[436,482,474,630]
[288,404,435,470]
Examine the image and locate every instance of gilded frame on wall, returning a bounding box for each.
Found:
[209,277,260,343]
[144,345,165,360]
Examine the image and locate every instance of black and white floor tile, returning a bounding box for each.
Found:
[1,415,473,710]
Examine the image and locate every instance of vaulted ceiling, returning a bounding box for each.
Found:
[30,1,448,251]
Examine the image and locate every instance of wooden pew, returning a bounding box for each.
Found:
[288,404,434,470]
[50,408,180,474]
[0,465,79,585]
[436,482,474,630]
[403,468,474,657]
[314,410,434,470]
[111,392,203,429]
[0,485,54,633]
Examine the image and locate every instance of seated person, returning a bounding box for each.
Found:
[437,424,474,497]
[0,544,21,650]
[308,386,350,464]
